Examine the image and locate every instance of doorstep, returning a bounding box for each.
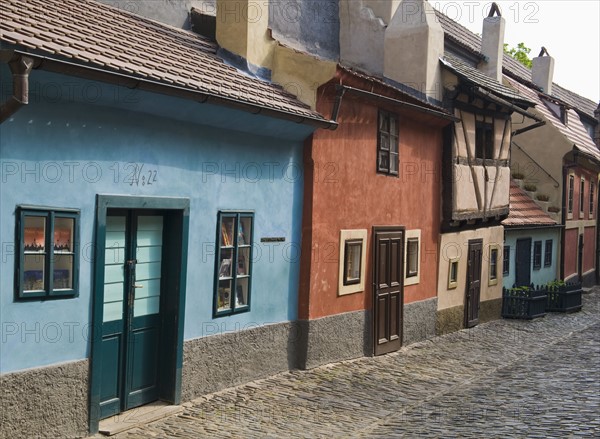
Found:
[98,401,182,436]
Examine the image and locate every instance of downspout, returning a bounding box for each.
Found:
[0,53,35,124]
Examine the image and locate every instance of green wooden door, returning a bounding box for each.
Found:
[100,211,164,418]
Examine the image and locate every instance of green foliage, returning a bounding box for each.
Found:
[504,42,533,69]
[547,279,566,288]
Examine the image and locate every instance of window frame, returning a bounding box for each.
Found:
[16,206,80,301]
[544,240,553,267]
[579,177,585,217]
[568,174,574,216]
[533,240,542,270]
[448,258,459,290]
[475,120,495,162]
[404,230,421,286]
[488,245,499,286]
[589,181,595,218]
[338,229,368,296]
[213,211,254,317]
[377,110,399,176]
[503,245,510,275]
[343,239,363,286]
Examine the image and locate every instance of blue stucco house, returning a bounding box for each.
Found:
[502,182,562,289]
[0,0,334,436]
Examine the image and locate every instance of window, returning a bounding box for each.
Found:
[448,259,459,289]
[544,240,553,267]
[343,240,363,286]
[214,212,253,316]
[16,206,79,300]
[580,177,585,216]
[377,110,399,176]
[568,174,574,214]
[475,121,494,160]
[338,230,367,296]
[533,241,542,270]
[591,182,596,214]
[489,245,499,285]
[503,246,510,275]
[406,239,419,277]
[404,230,421,286]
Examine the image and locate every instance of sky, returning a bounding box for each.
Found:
[432,0,600,103]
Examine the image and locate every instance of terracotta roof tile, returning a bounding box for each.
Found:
[502,181,558,227]
[0,0,326,123]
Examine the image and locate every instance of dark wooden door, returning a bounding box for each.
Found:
[100,211,164,418]
[373,227,404,356]
[465,239,483,328]
[515,238,532,287]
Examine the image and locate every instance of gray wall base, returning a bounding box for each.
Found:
[182,321,301,401]
[0,360,89,439]
[297,310,371,370]
[403,297,438,345]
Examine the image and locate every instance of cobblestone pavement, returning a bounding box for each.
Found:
[110,290,600,438]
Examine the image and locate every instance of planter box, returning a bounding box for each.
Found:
[502,287,547,319]
[546,282,583,313]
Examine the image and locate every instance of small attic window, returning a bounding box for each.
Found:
[542,97,568,125]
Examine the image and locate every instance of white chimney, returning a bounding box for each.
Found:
[363,0,402,25]
[384,0,444,100]
[480,2,505,82]
[532,47,555,95]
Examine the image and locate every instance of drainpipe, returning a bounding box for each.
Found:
[0,53,35,124]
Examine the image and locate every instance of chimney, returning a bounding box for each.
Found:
[363,0,402,25]
[480,2,505,82]
[215,0,273,70]
[532,47,555,95]
[384,0,444,100]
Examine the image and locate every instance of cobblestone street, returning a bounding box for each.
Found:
[109,290,600,438]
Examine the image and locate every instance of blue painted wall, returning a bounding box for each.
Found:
[0,68,313,373]
[269,0,340,61]
[503,228,561,289]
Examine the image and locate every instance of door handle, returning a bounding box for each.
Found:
[133,284,144,288]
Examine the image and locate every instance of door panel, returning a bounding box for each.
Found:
[465,240,483,328]
[373,228,404,356]
[99,211,164,418]
[515,238,531,287]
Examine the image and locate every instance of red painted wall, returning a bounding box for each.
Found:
[564,228,578,278]
[584,226,596,272]
[299,74,448,319]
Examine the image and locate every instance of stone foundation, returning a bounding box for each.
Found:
[297,310,371,370]
[0,360,89,439]
[403,297,437,345]
[436,305,465,335]
[181,321,301,401]
[480,298,502,323]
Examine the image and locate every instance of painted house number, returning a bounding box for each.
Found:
[110,163,158,186]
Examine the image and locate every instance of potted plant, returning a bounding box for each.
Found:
[545,280,583,313]
[502,285,547,319]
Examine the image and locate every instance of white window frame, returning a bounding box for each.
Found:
[488,244,500,286]
[338,229,368,296]
[404,229,421,286]
[447,258,459,290]
[579,176,585,218]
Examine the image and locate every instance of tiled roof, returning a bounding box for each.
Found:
[0,0,328,124]
[502,181,558,227]
[506,76,600,161]
[440,54,532,106]
[435,9,598,120]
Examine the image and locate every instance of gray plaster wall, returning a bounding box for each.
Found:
[0,360,88,438]
[269,0,340,61]
[297,310,371,370]
[182,321,302,401]
[403,297,437,345]
[97,0,215,29]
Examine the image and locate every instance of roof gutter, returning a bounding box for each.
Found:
[337,85,460,122]
[7,50,338,131]
[0,51,34,124]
